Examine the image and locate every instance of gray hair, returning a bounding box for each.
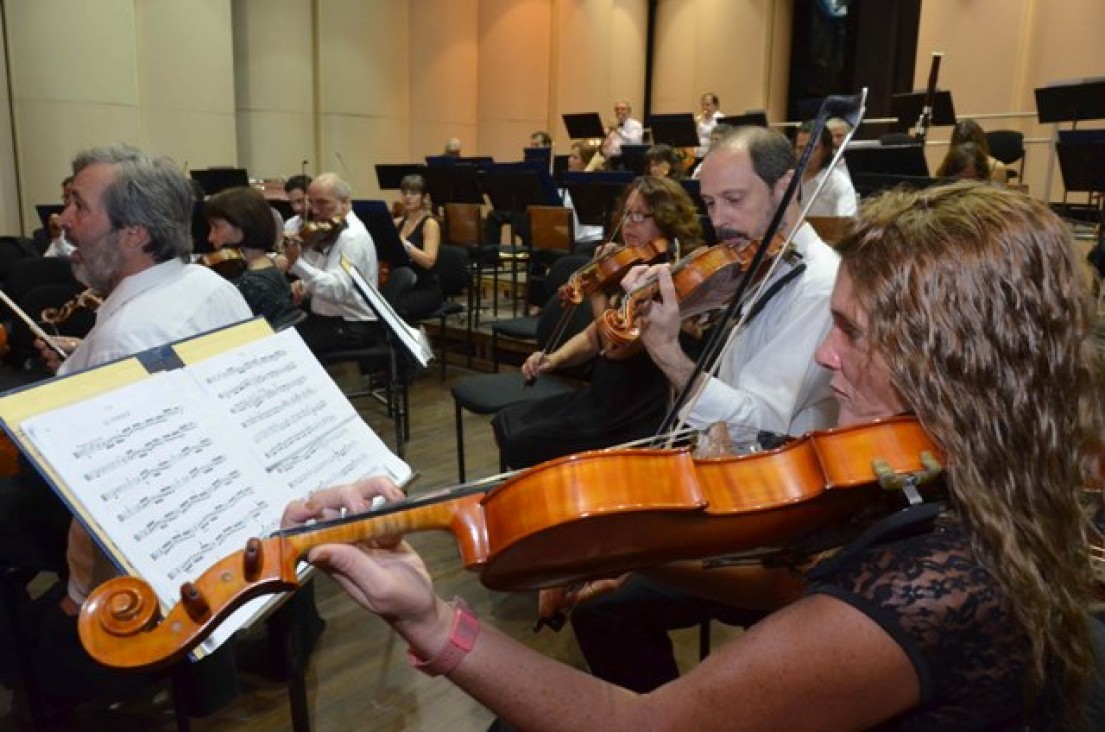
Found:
[312,172,353,202]
[711,126,796,189]
[72,143,194,262]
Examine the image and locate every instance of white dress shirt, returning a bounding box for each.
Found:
[602,117,644,158]
[801,166,858,217]
[290,210,378,322]
[684,224,840,442]
[61,259,252,603]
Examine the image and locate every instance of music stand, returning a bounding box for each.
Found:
[646,114,700,147]
[890,90,956,132]
[35,204,64,230]
[351,200,411,269]
[562,113,605,140]
[421,163,484,210]
[191,200,213,255]
[1035,78,1105,125]
[617,145,649,175]
[717,110,769,128]
[1055,139,1105,195]
[844,143,929,177]
[375,164,426,190]
[190,168,250,196]
[552,154,570,188]
[268,199,293,221]
[563,171,634,229]
[482,162,561,215]
[523,146,552,171]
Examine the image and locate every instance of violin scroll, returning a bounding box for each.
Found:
[40,288,104,326]
[78,536,301,671]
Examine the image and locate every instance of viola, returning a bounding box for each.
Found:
[597,236,785,358]
[40,288,103,326]
[288,216,347,251]
[199,248,248,280]
[78,415,941,671]
[558,238,670,306]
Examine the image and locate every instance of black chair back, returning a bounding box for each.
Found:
[433,244,470,299]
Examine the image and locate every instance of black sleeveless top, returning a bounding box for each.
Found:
[808,511,1051,729]
[399,215,440,290]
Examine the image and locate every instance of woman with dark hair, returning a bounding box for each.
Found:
[204,186,297,326]
[391,173,443,321]
[288,181,1104,730]
[935,140,991,181]
[644,144,686,180]
[949,118,1009,184]
[491,176,704,469]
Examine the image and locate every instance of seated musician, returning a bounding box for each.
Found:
[561,140,605,258]
[204,186,299,327]
[13,144,252,717]
[491,176,704,470]
[281,173,312,237]
[541,125,841,693]
[392,173,444,322]
[643,143,686,181]
[283,172,380,355]
[795,119,857,217]
[287,180,1104,729]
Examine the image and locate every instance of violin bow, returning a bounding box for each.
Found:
[0,289,69,359]
[912,52,943,143]
[654,90,868,444]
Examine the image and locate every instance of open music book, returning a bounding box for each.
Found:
[0,319,411,658]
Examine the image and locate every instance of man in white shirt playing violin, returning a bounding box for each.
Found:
[555,125,841,693]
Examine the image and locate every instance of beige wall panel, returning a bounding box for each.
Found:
[554,0,647,143]
[236,111,316,181]
[16,101,141,207]
[143,110,237,170]
[233,0,315,180]
[318,1,409,117]
[320,114,411,200]
[6,0,140,231]
[6,0,138,107]
[410,0,477,157]
[654,0,778,120]
[477,0,553,159]
[0,13,20,235]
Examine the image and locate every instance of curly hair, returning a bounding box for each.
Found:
[614,176,704,254]
[837,180,1102,726]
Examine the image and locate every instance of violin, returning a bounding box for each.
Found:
[78,415,941,671]
[597,236,785,358]
[40,288,104,326]
[287,216,347,251]
[558,238,670,306]
[198,248,247,280]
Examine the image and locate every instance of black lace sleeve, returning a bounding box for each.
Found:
[807,513,1038,730]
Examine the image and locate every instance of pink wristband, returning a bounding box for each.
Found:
[408,597,480,677]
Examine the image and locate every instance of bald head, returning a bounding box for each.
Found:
[308,172,352,220]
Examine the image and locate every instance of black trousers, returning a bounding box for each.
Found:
[295,313,381,355]
[570,574,767,693]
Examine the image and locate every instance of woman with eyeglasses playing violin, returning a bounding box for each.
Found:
[203,186,299,328]
[491,176,705,471]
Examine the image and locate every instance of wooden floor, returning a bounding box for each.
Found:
[0,335,722,731]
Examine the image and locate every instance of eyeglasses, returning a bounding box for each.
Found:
[622,210,653,223]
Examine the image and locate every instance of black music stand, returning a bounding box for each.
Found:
[890,90,956,133]
[190,168,250,196]
[563,171,634,230]
[421,163,484,211]
[375,164,426,190]
[562,113,605,140]
[523,146,553,171]
[1034,78,1105,126]
[191,200,213,255]
[647,114,699,147]
[717,110,769,128]
[618,144,649,175]
[352,200,411,269]
[1055,137,1105,209]
[844,143,932,198]
[269,199,293,222]
[482,162,561,213]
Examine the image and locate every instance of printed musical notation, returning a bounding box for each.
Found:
[18,327,411,654]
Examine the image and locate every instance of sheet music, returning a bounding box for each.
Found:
[20,327,411,652]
